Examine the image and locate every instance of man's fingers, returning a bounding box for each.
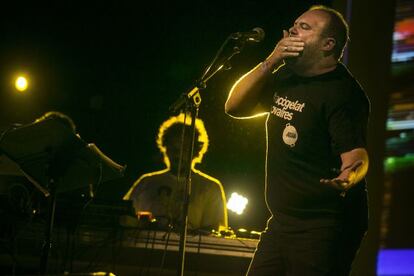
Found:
[290,41,305,46]
[283,30,289,38]
[350,160,363,171]
[285,46,304,52]
[283,52,301,57]
[320,178,349,190]
[286,37,304,42]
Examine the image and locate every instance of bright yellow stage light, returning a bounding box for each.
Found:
[227,192,248,215]
[15,76,28,92]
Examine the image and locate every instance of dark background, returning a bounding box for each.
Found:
[0,0,358,232]
[4,1,412,275]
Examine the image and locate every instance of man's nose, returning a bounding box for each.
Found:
[288,26,297,36]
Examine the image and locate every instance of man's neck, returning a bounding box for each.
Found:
[289,57,338,77]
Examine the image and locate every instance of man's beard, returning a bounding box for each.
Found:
[284,43,318,70]
[284,55,299,65]
[283,52,303,69]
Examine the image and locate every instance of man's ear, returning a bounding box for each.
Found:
[322,37,336,51]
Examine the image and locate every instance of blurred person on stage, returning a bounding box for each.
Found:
[124,113,228,232]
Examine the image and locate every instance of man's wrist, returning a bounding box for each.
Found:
[259,60,274,73]
[259,59,281,74]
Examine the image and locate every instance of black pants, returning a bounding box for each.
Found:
[246,216,367,276]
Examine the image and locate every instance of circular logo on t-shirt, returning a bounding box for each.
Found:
[282,123,298,147]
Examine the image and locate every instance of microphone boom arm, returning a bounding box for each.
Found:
[170,32,250,113]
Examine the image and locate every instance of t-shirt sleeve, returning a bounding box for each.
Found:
[326,83,370,155]
[257,65,288,112]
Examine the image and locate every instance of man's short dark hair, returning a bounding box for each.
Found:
[311,5,350,60]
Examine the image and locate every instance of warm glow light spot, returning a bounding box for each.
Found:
[15,76,28,92]
[227,192,248,215]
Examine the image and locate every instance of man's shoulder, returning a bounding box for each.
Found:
[135,169,170,185]
[336,63,363,89]
[325,63,367,100]
[123,169,170,200]
[192,169,223,187]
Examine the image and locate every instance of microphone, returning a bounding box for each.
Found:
[230,27,265,42]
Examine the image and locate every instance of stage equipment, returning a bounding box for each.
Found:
[0,216,258,275]
[0,117,125,275]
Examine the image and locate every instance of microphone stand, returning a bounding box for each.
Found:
[169,35,249,276]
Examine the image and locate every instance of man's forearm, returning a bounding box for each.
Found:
[225,61,274,117]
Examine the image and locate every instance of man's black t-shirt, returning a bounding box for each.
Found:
[260,63,370,224]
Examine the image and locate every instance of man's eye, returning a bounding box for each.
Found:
[300,23,310,30]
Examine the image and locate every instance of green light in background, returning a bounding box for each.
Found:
[384,154,414,173]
